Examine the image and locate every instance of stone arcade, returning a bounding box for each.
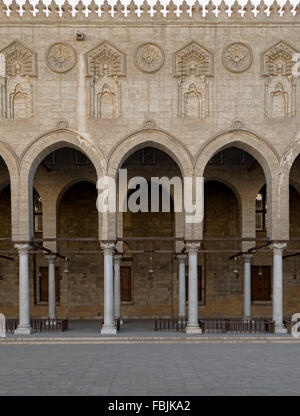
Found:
[0,0,300,335]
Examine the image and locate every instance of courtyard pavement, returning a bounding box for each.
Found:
[0,342,300,395]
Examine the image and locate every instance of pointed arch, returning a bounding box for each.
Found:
[195,129,280,239]
[107,129,193,179]
[16,129,105,241]
[195,129,279,180]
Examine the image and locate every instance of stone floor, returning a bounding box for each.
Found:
[0,342,300,395]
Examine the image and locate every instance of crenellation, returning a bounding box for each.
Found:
[217,0,230,20]
[205,0,217,20]
[230,0,243,19]
[190,0,203,21]
[242,0,255,20]
[179,0,191,18]
[0,0,298,21]
[166,0,178,20]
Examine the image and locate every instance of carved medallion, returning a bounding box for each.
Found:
[222,42,253,73]
[136,43,164,73]
[47,43,76,73]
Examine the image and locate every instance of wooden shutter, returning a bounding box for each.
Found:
[251,266,271,301]
[121,266,131,302]
[185,266,202,302]
[39,267,48,302]
[39,267,60,303]
[55,268,60,302]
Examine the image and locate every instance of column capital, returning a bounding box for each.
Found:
[185,242,200,253]
[45,254,57,262]
[101,243,116,254]
[14,244,31,254]
[269,243,287,254]
[177,254,186,263]
[242,253,253,262]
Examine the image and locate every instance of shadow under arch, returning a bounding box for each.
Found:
[195,129,279,182]
[56,178,97,215]
[107,129,194,179]
[204,177,242,214]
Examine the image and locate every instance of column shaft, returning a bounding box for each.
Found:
[101,244,117,335]
[14,244,33,335]
[271,243,287,333]
[186,244,202,334]
[243,254,252,319]
[46,255,57,319]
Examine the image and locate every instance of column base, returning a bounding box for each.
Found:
[101,325,117,335]
[0,334,6,338]
[243,316,251,321]
[185,325,202,334]
[274,325,288,334]
[14,325,33,335]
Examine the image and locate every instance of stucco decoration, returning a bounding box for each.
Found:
[222,42,253,73]
[136,43,165,73]
[47,43,76,74]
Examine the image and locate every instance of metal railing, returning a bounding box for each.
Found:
[154,317,275,334]
[6,318,68,333]
[154,317,187,332]
[200,318,274,334]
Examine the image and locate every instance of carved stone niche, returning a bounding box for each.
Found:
[174,41,213,120]
[0,41,37,120]
[262,41,297,119]
[86,41,126,120]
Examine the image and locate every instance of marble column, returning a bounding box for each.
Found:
[114,254,122,323]
[270,243,287,333]
[243,254,252,319]
[177,255,186,318]
[14,244,33,335]
[185,243,202,334]
[46,255,57,319]
[101,244,117,335]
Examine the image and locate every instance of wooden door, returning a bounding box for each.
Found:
[251,266,271,301]
[121,266,131,302]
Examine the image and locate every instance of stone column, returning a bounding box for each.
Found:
[14,244,33,335]
[177,255,186,318]
[270,243,287,333]
[186,243,202,334]
[243,254,252,319]
[46,255,57,319]
[101,243,117,335]
[114,254,122,323]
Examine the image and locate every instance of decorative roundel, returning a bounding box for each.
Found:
[47,43,76,74]
[222,42,253,73]
[136,43,165,73]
